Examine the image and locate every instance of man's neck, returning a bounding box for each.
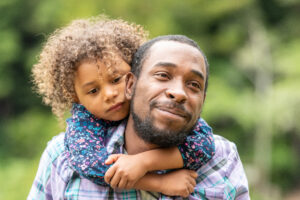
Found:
[124,115,158,155]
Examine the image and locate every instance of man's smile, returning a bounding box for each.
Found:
[155,106,187,118]
[150,101,192,122]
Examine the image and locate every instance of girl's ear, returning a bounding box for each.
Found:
[73,92,80,103]
[125,72,136,100]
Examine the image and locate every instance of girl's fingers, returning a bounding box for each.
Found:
[105,154,122,165]
[104,165,116,183]
[188,182,194,194]
[189,176,196,187]
[190,171,198,179]
[117,177,127,189]
[110,171,122,188]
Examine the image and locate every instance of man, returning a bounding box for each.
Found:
[124,35,249,199]
[28,35,249,199]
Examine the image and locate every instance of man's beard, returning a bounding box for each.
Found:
[130,96,195,147]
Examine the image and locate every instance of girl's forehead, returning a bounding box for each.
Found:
[76,53,130,78]
[96,57,128,74]
[96,59,131,80]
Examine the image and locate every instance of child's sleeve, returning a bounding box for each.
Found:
[64,104,118,186]
[177,118,215,170]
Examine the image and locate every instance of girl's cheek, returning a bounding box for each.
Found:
[118,83,126,93]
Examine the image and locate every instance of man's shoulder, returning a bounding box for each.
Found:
[213,134,238,159]
[194,135,249,199]
[197,134,241,180]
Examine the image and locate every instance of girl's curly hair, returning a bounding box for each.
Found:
[32,16,148,121]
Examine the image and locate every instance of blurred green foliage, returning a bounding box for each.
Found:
[0,0,299,199]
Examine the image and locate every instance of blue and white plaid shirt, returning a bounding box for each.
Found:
[28,120,250,200]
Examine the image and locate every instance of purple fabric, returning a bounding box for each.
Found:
[28,125,250,200]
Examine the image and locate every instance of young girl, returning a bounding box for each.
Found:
[32,16,215,197]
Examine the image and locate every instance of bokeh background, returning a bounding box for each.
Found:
[1,0,300,199]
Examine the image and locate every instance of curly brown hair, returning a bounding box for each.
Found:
[32,16,148,121]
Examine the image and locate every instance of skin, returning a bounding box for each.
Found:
[125,40,207,155]
[74,58,131,121]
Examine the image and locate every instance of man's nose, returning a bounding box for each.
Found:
[165,83,187,104]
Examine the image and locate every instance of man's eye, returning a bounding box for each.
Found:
[88,88,98,94]
[112,76,122,84]
[155,72,169,80]
[188,81,201,90]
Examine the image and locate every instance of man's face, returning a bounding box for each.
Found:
[129,41,207,146]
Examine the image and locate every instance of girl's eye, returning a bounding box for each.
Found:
[112,76,122,84]
[88,88,98,94]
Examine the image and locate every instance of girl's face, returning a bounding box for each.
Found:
[74,58,131,121]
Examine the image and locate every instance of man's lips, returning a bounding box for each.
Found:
[150,101,192,121]
[155,106,189,119]
[107,102,124,112]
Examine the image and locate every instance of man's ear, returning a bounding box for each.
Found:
[203,93,206,103]
[125,72,136,100]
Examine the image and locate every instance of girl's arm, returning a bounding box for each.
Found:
[64,103,120,186]
[177,118,215,170]
[134,169,197,198]
[105,156,197,198]
[104,118,215,188]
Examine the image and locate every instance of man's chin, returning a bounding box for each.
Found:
[131,110,190,147]
[152,119,186,134]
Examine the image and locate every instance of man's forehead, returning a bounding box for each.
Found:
[151,40,199,51]
[145,40,205,68]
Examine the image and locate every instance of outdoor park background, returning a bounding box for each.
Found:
[0,0,299,199]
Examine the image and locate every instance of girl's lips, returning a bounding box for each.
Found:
[107,102,124,112]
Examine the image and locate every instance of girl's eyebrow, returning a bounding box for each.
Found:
[82,81,96,88]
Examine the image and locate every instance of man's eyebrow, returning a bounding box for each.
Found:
[153,62,177,68]
[191,69,204,80]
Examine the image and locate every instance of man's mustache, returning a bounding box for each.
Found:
[150,100,192,120]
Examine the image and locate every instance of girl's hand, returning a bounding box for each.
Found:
[104,154,148,189]
[159,169,197,197]
[104,154,122,165]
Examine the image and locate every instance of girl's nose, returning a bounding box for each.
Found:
[103,86,118,102]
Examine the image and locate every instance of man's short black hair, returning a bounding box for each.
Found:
[131,35,209,93]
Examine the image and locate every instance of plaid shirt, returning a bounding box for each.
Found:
[28,121,250,200]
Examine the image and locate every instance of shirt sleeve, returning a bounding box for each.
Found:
[177,118,215,170]
[64,104,118,186]
[27,145,53,200]
[27,134,66,200]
